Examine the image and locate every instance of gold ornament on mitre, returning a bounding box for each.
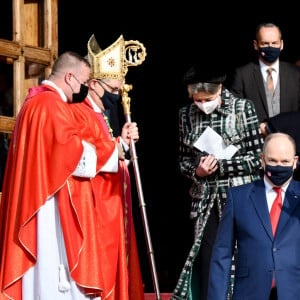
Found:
[87,34,147,80]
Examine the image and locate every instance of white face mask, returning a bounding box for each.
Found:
[194,97,220,114]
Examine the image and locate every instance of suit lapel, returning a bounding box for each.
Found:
[276,180,300,237]
[252,62,269,117]
[278,62,288,112]
[251,180,274,240]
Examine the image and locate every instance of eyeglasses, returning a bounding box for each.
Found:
[72,74,89,86]
[97,79,122,95]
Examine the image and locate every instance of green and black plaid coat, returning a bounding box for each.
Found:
[171,87,264,300]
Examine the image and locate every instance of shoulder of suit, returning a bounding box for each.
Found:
[289,179,300,191]
[279,60,300,72]
[233,61,259,73]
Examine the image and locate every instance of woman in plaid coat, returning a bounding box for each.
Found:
[171,63,264,300]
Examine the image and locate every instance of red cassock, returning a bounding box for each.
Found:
[0,85,125,299]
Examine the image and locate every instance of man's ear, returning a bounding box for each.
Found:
[260,153,265,167]
[88,79,100,92]
[253,39,258,51]
[280,40,284,51]
[64,72,72,84]
[293,155,299,170]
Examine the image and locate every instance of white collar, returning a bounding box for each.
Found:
[87,94,102,113]
[41,79,67,102]
[259,59,279,74]
[264,176,289,193]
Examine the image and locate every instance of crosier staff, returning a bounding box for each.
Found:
[122,40,161,300]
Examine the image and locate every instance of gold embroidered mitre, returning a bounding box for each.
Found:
[87,34,147,80]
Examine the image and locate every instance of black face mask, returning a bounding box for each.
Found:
[258,46,281,63]
[72,84,89,103]
[264,164,294,186]
[101,90,121,109]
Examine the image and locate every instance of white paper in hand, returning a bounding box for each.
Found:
[193,126,238,159]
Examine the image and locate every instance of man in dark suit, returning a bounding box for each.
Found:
[208,132,300,300]
[229,22,300,123]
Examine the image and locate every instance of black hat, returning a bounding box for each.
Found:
[183,63,227,85]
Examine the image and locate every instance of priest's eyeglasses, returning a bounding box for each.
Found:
[97,80,122,95]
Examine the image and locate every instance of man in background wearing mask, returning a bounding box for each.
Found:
[228,22,300,126]
[171,63,264,300]
[208,132,300,300]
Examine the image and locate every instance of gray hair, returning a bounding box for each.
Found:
[187,82,221,98]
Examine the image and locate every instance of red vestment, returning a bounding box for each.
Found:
[83,97,145,300]
[0,85,120,299]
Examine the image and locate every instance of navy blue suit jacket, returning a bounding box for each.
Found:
[208,179,300,300]
[229,61,300,122]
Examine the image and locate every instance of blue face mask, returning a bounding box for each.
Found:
[258,46,281,63]
[101,90,121,109]
[264,164,294,186]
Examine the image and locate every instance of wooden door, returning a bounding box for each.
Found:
[0,0,58,201]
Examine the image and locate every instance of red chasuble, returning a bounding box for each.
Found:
[0,85,116,299]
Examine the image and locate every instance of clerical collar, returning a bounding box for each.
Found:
[87,94,102,113]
